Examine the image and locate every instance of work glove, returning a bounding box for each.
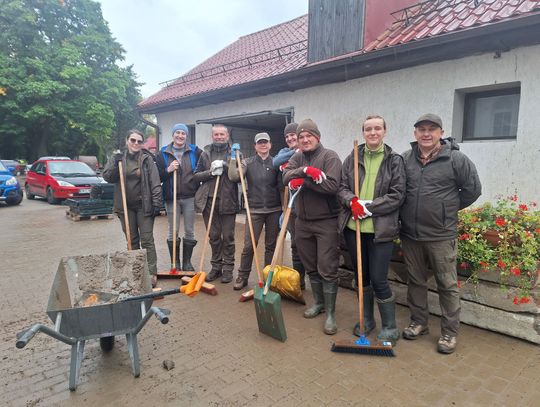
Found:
[288,178,304,191]
[350,197,372,220]
[303,166,326,184]
[152,207,162,217]
[113,153,123,166]
[210,159,224,176]
[231,143,241,159]
[279,162,288,172]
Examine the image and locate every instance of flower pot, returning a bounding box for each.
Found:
[482,230,502,246]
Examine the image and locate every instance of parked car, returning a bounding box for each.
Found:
[0,161,23,205]
[25,159,106,204]
[0,159,26,176]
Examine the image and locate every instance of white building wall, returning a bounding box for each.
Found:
[156,44,540,203]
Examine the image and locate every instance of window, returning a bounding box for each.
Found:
[462,87,520,140]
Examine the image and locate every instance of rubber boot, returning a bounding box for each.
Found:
[293,260,306,290]
[376,294,400,344]
[353,286,376,337]
[221,269,233,283]
[166,239,181,270]
[303,274,325,318]
[182,238,197,271]
[322,280,338,335]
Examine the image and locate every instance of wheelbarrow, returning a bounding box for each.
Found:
[15,250,172,391]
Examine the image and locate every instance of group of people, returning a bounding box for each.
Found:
[103,112,481,355]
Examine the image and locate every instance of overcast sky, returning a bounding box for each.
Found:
[96,0,308,99]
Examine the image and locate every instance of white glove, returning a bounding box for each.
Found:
[359,200,372,218]
[210,160,224,176]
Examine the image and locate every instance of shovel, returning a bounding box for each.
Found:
[253,186,302,342]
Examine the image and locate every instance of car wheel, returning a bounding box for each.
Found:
[46,187,59,204]
[25,184,35,200]
[6,192,23,206]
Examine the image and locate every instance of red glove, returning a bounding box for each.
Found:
[303,166,326,184]
[350,197,366,220]
[288,178,304,190]
[279,162,288,172]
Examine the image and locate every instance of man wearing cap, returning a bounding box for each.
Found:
[230,132,282,290]
[400,113,481,354]
[193,124,240,283]
[282,119,342,335]
[155,123,203,271]
[272,122,306,289]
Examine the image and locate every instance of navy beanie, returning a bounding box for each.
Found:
[171,123,189,136]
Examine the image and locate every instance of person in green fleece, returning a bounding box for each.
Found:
[338,115,406,344]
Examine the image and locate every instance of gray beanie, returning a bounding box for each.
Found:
[284,122,298,135]
[296,119,320,139]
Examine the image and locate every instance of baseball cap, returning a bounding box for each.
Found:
[414,113,443,128]
[254,132,271,143]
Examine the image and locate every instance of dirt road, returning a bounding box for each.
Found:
[1,198,538,406]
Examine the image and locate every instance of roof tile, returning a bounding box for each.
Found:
[139,1,540,110]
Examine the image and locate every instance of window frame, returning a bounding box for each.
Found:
[462,86,520,141]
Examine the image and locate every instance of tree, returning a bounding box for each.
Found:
[0,0,142,162]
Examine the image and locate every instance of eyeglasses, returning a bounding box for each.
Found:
[129,138,144,145]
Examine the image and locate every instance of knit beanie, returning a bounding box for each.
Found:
[284,122,298,136]
[296,119,321,139]
[171,123,189,136]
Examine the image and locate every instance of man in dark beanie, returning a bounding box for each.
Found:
[272,122,306,289]
[155,123,202,271]
[283,118,342,334]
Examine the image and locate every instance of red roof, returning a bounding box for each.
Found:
[364,0,540,52]
[139,0,540,110]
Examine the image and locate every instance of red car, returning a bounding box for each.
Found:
[25,159,106,204]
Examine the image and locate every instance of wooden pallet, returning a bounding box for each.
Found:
[66,210,114,222]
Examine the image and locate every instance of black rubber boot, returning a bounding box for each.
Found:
[376,294,400,344]
[322,280,338,335]
[182,238,197,271]
[293,261,306,290]
[353,286,376,337]
[303,274,325,318]
[221,269,233,283]
[206,269,222,282]
[166,239,181,270]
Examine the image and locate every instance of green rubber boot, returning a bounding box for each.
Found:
[304,274,325,318]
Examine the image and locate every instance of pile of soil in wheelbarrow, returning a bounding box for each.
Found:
[65,250,149,307]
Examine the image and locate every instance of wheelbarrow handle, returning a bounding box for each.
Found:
[16,326,39,349]
[153,307,170,324]
[122,288,180,302]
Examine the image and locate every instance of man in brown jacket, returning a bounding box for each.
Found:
[193,124,240,283]
[282,119,342,334]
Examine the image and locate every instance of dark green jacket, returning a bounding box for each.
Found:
[338,144,406,243]
[400,138,481,241]
[103,149,162,216]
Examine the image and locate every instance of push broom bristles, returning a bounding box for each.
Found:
[331,337,395,357]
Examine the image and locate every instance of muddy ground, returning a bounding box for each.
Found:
[0,197,539,406]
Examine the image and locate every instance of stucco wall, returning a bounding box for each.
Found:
[156,44,540,203]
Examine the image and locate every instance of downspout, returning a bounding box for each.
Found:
[138,113,161,149]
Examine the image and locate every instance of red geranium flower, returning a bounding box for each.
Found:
[513,296,519,305]
[519,297,531,304]
[519,204,528,211]
[479,261,489,268]
[510,194,518,202]
[495,218,506,227]
[510,268,521,276]
[497,259,506,269]
[459,233,470,241]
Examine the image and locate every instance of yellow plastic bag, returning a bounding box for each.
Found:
[263,265,305,304]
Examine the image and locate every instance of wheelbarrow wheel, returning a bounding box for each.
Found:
[100,336,115,352]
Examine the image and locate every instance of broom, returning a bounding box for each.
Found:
[331,140,395,357]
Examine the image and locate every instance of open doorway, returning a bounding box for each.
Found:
[196,108,294,158]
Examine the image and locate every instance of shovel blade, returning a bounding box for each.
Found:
[253,287,287,342]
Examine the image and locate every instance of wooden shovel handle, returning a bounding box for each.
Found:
[198,174,220,272]
[172,169,177,269]
[353,140,365,333]
[236,150,263,284]
[118,160,132,250]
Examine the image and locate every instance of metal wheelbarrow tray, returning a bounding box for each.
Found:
[15,250,170,391]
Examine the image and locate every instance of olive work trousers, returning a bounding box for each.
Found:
[295,217,339,283]
[118,205,157,275]
[202,198,236,274]
[401,237,460,336]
